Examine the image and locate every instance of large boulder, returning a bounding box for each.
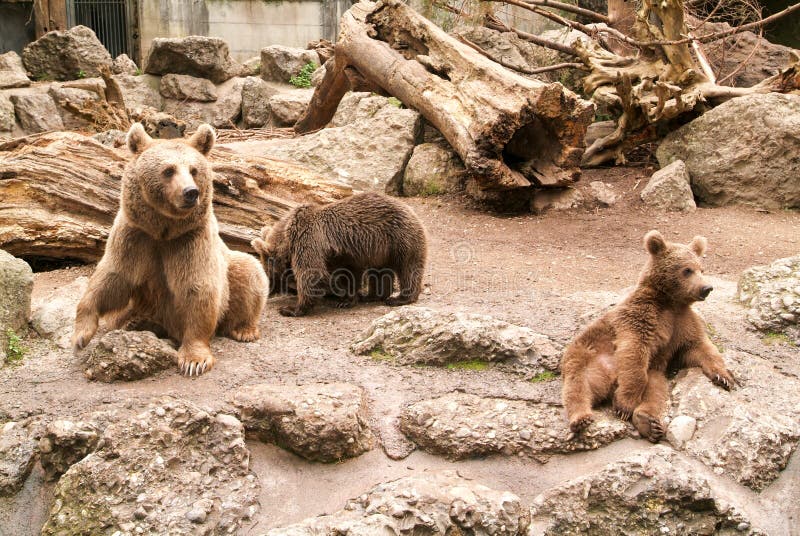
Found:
[399,392,627,461]
[22,26,112,81]
[145,36,243,84]
[0,422,37,497]
[657,93,800,209]
[112,73,162,113]
[454,27,560,81]
[0,250,33,355]
[83,330,178,382]
[240,76,280,128]
[9,93,64,133]
[640,159,696,212]
[738,255,800,342]
[0,51,30,89]
[30,276,87,349]
[159,73,218,102]
[48,85,101,130]
[329,91,397,127]
[264,472,530,536]
[402,142,465,196]
[268,89,313,127]
[260,45,319,84]
[230,382,373,462]
[41,399,259,535]
[162,77,244,130]
[110,53,138,75]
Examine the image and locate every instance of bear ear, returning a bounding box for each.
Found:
[189,124,215,156]
[644,230,666,256]
[690,235,708,257]
[127,122,152,154]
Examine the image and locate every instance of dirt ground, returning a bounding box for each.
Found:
[2,165,799,534]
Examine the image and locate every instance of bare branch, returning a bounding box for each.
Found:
[483,14,579,56]
[516,0,609,23]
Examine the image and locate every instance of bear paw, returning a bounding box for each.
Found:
[178,347,216,377]
[568,412,594,434]
[230,325,260,342]
[711,370,735,390]
[633,411,665,443]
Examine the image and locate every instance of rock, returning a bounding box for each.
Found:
[9,93,64,133]
[0,250,33,341]
[402,142,465,196]
[92,129,126,147]
[241,56,261,76]
[586,180,618,207]
[30,276,88,349]
[134,109,186,139]
[640,159,696,211]
[666,415,697,449]
[110,53,138,75]
[41,398,259,535]
[159,73,218,102]
[237,105,421,192]
[657,93,800,209]
[265,471,530,535]
[268,89,314,127]
[399,392,627,461]
[112,73,162,113]
[83,330,177,382]
[231,382,373,462]
[48,85,101,130]
[0,51,31,89]
[352,306,561,373]
[163,77,244,130]
[241,76,281,128]
[145,36,243,84]
[260,45,319,84]
[585,119,616,146]
[454,27,561,81]
[310,64,326,87]
[378,416,416,460]
[530,446,764,534]
[0,94,15,132]
[738,255,800,342]
[22,25,112,81]
[39,420,100,481]
[531,188,583,214]
[330,91,396,127]
[0,422,37,496]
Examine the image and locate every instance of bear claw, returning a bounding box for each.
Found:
[633,411,665,443]
[713,372,734,390]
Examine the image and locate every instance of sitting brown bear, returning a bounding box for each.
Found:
[72,123,268,376]
[561,230,735,442]
[252,192,427,317]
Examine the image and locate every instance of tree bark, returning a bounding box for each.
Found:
[295,0,595,190]
[0,132,351,262]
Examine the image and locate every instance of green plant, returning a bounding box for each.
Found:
[530,370,557,382]
[134,68,143,76]
[76,69,87,79]
[387,97,402,108]
[289,62,318,88]
[369,348,393,361]
[4,329,26,365]
[421,181,443,196]
[762,331,795,346]
[446,360,490,371]
[34,73,52,82]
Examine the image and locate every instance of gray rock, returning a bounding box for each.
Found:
[586,180,618,207]
[112,73,162,113]
[352,306,561,373]
[30,276,87,349]
[41,398,259,535]
[9,93,64,133]
[134,109,186,139]
[264,471,530,535]
[657,93,800,209]
[531,188,584,214]
[145,36,243,84]
[310,63,326,87]
[268,89,313,127]
[530,447,764,535]
[260,45,319,84]
[48,85,101,130]
[330,91,396,127]
[0,250,33,340]
[640,159,696,211]
[0,94,14,132]
[402,142,465,196]
[92,129,126,146]
[241,76,280,128]
[666,414,697,449]
[454,27,560,80]
[110,53,138,75]
[83,330,177,382]
[378,416,416,460]
[0,422,37,497]
[163,77,244,130]
[241,56,261,76]
[159,73,218,102]
[22,25,112,81]
[399,392,627,461]
[38,420,100,481]
[0,51,31,89]
[585,119,616,146]
[738,255,800,342]
[231,382,373,462]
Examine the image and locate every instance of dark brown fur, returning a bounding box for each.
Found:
[72,123,268,376]
[561,230,735,442]
[252,192,427,317]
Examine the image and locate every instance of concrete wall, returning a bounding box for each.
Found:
[139,0,350,63]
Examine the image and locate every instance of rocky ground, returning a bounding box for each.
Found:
[1,166,799,535]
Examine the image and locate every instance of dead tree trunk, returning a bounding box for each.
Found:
[296,0,595,190]
[0,132,351,262]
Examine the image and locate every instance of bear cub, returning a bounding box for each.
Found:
[561,230,735,442]
[72,123,268,376]
[252,192,427,317]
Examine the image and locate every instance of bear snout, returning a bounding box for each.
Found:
[182,186,200,207]
[699,285,713,300]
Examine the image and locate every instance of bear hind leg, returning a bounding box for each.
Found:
[385,256,424,306]
[632,372,669,443]
[221,252,267,342]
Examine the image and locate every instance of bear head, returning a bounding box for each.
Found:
[252,216,295,295]
[639,230,713,305]
[125,122,216,220]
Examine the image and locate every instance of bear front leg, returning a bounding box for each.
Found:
[73,266,133,352]
[176,289,221,376]
[612,339,651,421]
[684,339,735,390]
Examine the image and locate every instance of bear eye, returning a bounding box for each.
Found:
[163,166,176,178]
[683,267,694,277]
[190,166,198,177]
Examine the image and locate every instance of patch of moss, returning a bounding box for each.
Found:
[529,370,558,383]
[420,181,443,196]
[762,331,795,346]
[369,347,393,361]
[387,97,402,108]
[446,360,490,371]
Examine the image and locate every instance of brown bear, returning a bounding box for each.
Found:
[561,230,735,442]
[72,122,268,376]
[252,192,427,317]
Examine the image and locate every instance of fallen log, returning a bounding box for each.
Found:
[0,132,352,262]
[295,0,595,190]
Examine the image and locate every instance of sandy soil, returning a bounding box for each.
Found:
[2,165,799,534]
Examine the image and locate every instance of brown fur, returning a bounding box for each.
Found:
[561,230,735,442]
[72,122,268,376]
[252,192,427,317]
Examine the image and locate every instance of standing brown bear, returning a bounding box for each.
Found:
[252,192,427,317]
[72,123,268,376]
[561,230,735,442]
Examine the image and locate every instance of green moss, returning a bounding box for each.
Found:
[762,331,795,346]
[4,329,26,365]
[387,97,402,108]
[446,360,490,371]
[134,68,143,76]
[420,181,444,196]
[289,62,318,88]
[369,347,394,361]
[529,370,558,383]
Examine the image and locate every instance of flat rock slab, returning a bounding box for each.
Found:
[264,471,530,535]
[231,382,373,463]
[0,422,37,497]
[8,93,64,134]
[399,392,627,461]
[352,306,561,374]
[530,446,763,535]
[159,73,218,102]
[83,330,177,382]
[42,399,259,535]
[738,255,800,343]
